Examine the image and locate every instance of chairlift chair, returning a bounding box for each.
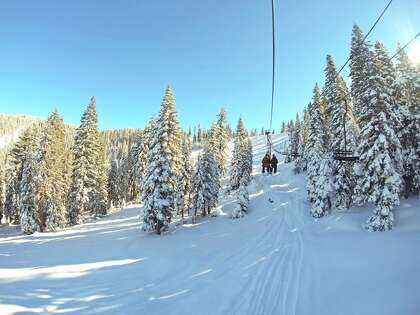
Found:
[332,98,359,162]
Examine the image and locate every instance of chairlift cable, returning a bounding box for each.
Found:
[336,0,393,75]
[267,0,396,161]
[390,32,420,61]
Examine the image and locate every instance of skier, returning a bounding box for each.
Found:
[262,153,271,174]
[271,154,278,174]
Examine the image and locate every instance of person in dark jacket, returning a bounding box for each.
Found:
[271,154,279,174]
[262,153,271,174]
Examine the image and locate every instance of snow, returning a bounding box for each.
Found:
[1,134,419,314]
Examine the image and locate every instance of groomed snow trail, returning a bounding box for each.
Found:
[226,135,305,315]
[1,134,420,315]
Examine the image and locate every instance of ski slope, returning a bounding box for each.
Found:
[1,134,419,315]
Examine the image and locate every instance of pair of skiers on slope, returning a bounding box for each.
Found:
[262,153,278,174]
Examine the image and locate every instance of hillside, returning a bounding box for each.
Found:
[0,134,419,315]
[0,115,44,164]
[0,114,141,168]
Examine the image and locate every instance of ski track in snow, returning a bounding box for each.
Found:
[1,134,420,315]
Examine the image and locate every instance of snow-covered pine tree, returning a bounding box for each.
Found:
[93,139,108,217]
[287,113,301,164]
[176,134,193,219]
[197,125,203,144]
[133,134,149,201]
[285,123,294,163]
[204,136,222,209]
[119,142,141,204]
[294,113,302,151]
[322,56,338,144]
[190,153,205,222]
[231,137,252,219]
[135,118,156,201]
[231,178,250,219]
[68,97,107,225]
[3,127,40,224]
[119,154,133,204]
[288,120,294,133]
[0,167,4,224]
[395,47,420,196]
[281,121,286,133]
[298,105,311,172]
[140,86,182,234]
[190,147,221,219]
[19,128,42,234]
[324,55,357,209]
[36,111,70,231]
[293,115,304,174]
[108,159,122,208]
[242,137,253,185]
[376,45,405,135]
[353,42,403,231]
[306,84,332,218]
[108,123,153,208]
[229,117,249,191]
[68,102,92,224]
[350,24,372,128]
[213,108,229,175]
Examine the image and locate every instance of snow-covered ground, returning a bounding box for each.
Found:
[1,134,419,315]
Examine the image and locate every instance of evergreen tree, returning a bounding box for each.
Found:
[0,167,4,224]
[19,129,41,234]
[306,85,332,218]
[324,55,357,209]
[36,111,71,231]
[4,127,39,224]
[350,24,372,128]
[190,154,205,222]
[133,135,149,201]
[231,178,249,219]
[242,137,253,185]
[292,113,303,173]
[197,125,202,143]
[93,140,108,216]
[229,117,249,191]
[108,159,122,208]
[119,140,144,204]
[140,86,182,234]
[285,123,295,163]
[193,126,197,144]
[280,121,286,133]
[395,47,420,196]
[353,42,403,231]
[288,113,301,164]
[322,55,338,142]
[213,108,229,175]
[288,120,294,132]
[190,147,221,220]
[176,134,193,219]
[68,97,107,225]
[298,105,311,172]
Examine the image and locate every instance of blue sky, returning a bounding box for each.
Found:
[0,0,419,131]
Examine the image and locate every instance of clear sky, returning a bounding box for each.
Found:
[0,0,419,131]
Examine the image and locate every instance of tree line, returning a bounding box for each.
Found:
[138,87,252,234]
[286,24,419,231]
[0,87,253,235]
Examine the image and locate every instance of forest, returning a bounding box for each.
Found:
[0,24,419,237]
